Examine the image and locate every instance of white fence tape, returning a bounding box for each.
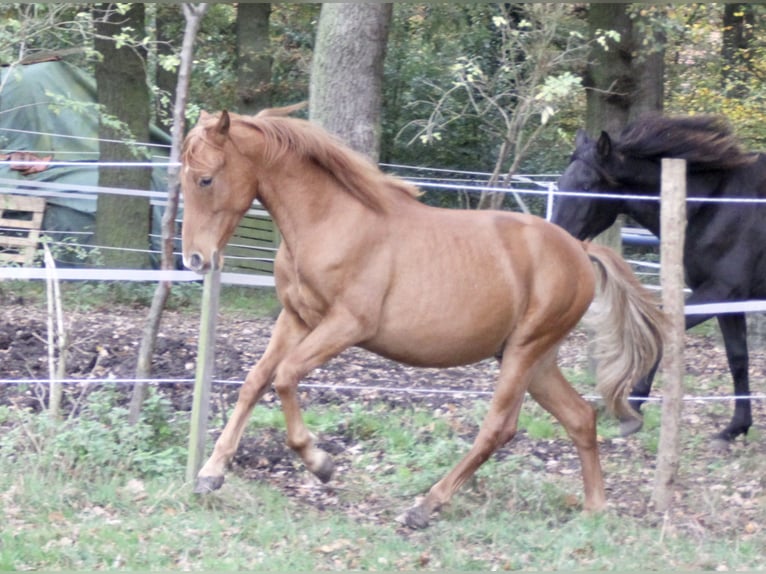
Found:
[1,376,764,405]
[0,266,275,287]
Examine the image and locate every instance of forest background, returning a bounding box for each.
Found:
[1,3,766,260]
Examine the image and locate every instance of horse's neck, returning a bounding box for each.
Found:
[259,170,369,249]
[624,200,661,237]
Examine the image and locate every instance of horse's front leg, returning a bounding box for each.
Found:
[271,307,370,483]
[194,309,309,493]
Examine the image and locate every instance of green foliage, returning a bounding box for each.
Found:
[0,4,96,67]
[219,285,282,318]
[664,4,766,150]
[384,4,589,177]
[0,387,187,480]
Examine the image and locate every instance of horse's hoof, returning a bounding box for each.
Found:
[398,505,431,529]
[710,437,732,453]
[313,454,335,484]
[194,475,225,494]
[619,417,643,437]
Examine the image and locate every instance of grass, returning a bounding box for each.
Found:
[0,278,282,316]
[1,391,764,571]
[1,280,765,570]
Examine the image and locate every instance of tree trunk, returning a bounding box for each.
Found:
[130,3,209,425]
[584,4,665,254]
[628,10,665,122]
[237,3,272,114]
[93,3,152,269]
[584,4,633,136]
[309,3,392,161]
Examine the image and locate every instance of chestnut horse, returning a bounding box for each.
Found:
[180,106,665,528]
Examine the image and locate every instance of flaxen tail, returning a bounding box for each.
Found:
[583,242,667,423]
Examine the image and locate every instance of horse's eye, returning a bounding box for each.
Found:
[199,176,213,188]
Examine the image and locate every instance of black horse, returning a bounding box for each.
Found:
[552,114,764,445]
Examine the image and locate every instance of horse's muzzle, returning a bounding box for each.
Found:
[184,250,219,274]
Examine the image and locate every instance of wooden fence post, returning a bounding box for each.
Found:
[651,158,687,511]
[186,269,221,483]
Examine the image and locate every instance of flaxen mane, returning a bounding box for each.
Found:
[615,114,756,171]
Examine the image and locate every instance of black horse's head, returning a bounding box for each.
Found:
[552,129,660,241]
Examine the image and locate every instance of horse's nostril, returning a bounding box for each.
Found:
[188,252,204,271]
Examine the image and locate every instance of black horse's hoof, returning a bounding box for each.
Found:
[619,416,644,437]
[194,475,225,494]
[710,437,732,453]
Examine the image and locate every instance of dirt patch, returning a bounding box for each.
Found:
[1,300,764,538]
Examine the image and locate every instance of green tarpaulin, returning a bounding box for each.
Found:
[0,59,171,265]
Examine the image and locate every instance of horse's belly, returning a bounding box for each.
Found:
[361,308,512,368]
[360,338,498,368]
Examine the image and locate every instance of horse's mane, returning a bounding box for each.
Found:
[614,114,756,171]
[232,109,422,213]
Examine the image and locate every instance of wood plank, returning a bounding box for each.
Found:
[0,253,26,264]
[0,194,46,266]
[0,236,38,248]
[0,195,46,213]
[0,218,38,230]
[223,212,279,274]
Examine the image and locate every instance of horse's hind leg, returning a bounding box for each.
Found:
[195,309,309,493]
[527,362,606,512]
[715,313,752,444]
[401,347,534,529]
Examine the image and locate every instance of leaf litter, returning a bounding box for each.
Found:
[0,302,764,544]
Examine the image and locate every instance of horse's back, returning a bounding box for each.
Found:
[684,154,766,297]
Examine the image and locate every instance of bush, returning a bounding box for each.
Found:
[0,387,188,480]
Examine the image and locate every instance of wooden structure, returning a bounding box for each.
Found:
[0,194,46,266]
[223,209,279,274]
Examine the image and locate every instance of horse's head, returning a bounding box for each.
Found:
[180,110,260,273]
[551,130,628,241]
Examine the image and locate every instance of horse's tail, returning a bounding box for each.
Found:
[582,242,667,422]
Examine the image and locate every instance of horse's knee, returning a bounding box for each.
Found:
[238,366,273,405]
[566,404,598,449]
[498,423,518,448]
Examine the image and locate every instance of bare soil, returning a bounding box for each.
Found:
[1,299,764,540]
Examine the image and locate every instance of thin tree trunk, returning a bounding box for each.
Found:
[237,3,272,114]
[130,3,209,425]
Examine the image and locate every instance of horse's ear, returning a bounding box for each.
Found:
[596,131,612,160]
[215,110,231,137]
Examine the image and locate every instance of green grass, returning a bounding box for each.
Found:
[0,279,282,316]
[1,280,764,570]
[1,388,764,571]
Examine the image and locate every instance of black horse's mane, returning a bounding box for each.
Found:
[614,114,756,171]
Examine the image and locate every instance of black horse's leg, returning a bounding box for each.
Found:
[714,313,752,443]
[620,362,659,436]
[620,308,713,437]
